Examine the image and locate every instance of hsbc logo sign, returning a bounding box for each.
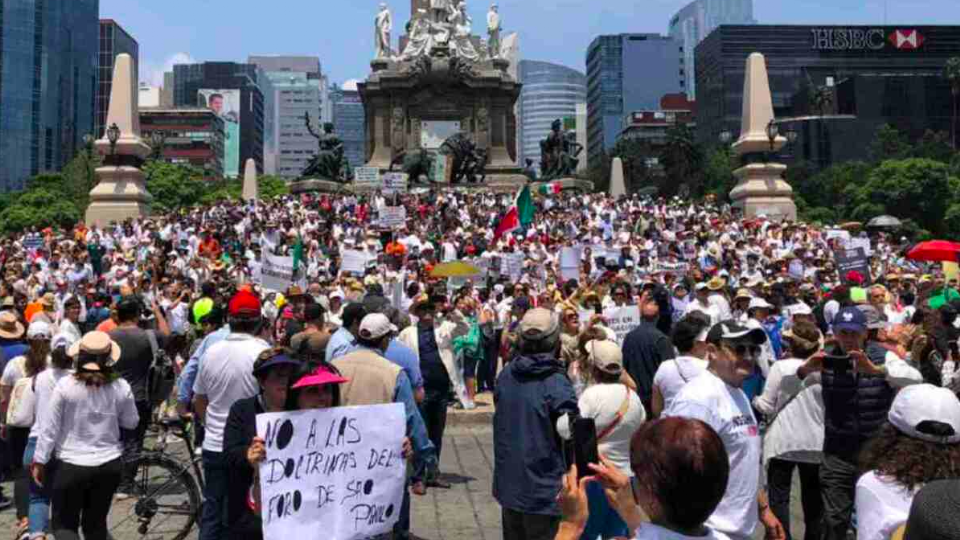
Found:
[889,29,924,50]
[811,28,925,51]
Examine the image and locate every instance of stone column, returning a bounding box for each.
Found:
[85,53,152,226]
[609,157,626,198]
[729,53,796,220]
[242,158,258,201]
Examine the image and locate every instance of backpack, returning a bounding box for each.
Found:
[146,330,176,408]
[6,358,36,428]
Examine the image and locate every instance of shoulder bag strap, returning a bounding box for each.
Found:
[597,385,632,442]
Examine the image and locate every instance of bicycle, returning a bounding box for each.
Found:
[108,416,204,540]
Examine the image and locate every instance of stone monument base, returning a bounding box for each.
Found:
[290,179,352,195]
[85,165,151,226]
[531,177,594,193]
[729,162,797,221]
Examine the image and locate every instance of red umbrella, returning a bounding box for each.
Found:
[906,240,960,262]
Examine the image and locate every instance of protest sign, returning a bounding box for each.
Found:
[431,154,452,184]
[577,306,641,345]
[341,249,376,275]
[503,253,524,281]
[844,237,872,256]
[256,404,406,540]
[261,254,306,292]
[379,206,407,229]
[354,167,382,189]
[825,229,851,243]
[834,247,872,285]
[560,246,582,282]
[382,172,408,195]
[23,234,43,250]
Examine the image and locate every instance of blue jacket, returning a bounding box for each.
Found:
[493,352,578,516]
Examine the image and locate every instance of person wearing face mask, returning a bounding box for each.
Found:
[796,306,923,540]
[663,320,786,540]
[222,349,302,540]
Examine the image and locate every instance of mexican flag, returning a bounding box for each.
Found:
[494,185,535,240]
[538,182,562,196]
[292,234,304,276]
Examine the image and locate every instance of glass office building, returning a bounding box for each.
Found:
[96,19,138,139]
[330,84,366,169]
[668,0,755,99]
[586,34,684,165]
[517,60,586,168]
[0,0,99,191]
[695,25,960,167]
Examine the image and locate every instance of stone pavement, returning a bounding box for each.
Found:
[0,423,809,540]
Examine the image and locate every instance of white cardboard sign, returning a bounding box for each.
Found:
[256,404,406,540]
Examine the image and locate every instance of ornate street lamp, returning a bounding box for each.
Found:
[106,123,121,155]
[149,131,166,160]
[765,119,779,152]
[786,130,799,145]
[719,130,732,145]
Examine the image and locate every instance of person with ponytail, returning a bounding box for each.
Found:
[30,331,139,540]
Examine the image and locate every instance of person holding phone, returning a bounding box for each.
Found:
[796,306,923,540]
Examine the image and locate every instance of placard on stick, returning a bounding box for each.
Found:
[256,403,406,540]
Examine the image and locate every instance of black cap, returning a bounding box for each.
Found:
[341,303,367,328]
[904,479,960,540]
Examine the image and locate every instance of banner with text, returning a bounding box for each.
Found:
[341,249,377,275]
[256,404,406,540]
[578,306,641,345]
[379,206,408,229]
[261,254,306,292]
[354,167,383,189]
[382,172,408,195]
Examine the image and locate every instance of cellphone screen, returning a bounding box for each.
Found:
[573,417,600,480]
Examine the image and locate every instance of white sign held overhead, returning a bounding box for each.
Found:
[256,404,407,540]
[503,253,524,281]
[382,172,408,195]
[354,167,382,189]
[578,306,641,346]
[341,249,376,275]
[261,254,306,292]
[379,206,408,229]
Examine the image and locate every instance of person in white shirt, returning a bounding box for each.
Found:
[753,321,825,540]
[684,283,721,326]
[193,290,270,540]
[651,313,711,418]
[31,331,139,540]
[556,340,646,539]
[856,384,960,540]
[744,297,777,377]
[663,320,786,540]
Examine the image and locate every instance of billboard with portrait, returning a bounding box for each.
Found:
[198,89,241,178]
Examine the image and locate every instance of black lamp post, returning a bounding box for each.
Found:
[719,130,732,145]
[765,119,779,152]
[149,131,166,160]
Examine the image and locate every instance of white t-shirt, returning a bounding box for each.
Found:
[30,367,73,439]
[664,370,761,540]
[855,471,916,540]
[654,356,709,413]
[684,302,721,326]
[194,333,269,453]
[556,383,646,476]
[634,523,731,540]
[1,356,26,388]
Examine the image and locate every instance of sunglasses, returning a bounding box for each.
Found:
[722,342,761,358]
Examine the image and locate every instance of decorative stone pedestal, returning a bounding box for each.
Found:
[85,53,152,226]
[290,179,352,194]
[242,159,259,201]
[728,53,796,221]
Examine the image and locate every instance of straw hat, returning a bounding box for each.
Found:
[0,312,24,340]
[68,331,121,370]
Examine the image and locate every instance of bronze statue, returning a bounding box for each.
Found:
[440,132,487,184]
[389,148,435,184]
[539,119,582,180]
[301,112,351,183]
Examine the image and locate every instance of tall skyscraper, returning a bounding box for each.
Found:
[586,34,684,165]
[173,62,265,177]
[517,60,586,168]
[330,83,366,169]
[668,0,756,99]
[248,56,329,178]
[0,0,99,191]
[96,19,139,138]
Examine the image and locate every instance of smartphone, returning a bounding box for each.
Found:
[573,417,600,480]
[594,303,603,315]
[823,353,851,373]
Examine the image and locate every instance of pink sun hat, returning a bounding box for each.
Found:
[291,365,350,389]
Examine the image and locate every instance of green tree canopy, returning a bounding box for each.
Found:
[849,158,954,235]
[868,124,912,162]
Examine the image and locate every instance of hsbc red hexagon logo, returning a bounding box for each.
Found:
[888,29,925,50]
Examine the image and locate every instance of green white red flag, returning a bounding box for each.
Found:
[494,185,535,240]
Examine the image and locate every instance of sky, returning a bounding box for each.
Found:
[102,0,960,88]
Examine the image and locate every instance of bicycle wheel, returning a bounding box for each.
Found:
[108,453,201,540]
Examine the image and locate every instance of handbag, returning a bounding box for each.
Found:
[7,370,37,428]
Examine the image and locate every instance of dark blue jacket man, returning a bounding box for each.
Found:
[493,308,578,540]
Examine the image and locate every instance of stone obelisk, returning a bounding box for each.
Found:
[729,53,796,220]
[609,157,626,198]
[242,159,258,201]
[85,53,152,226]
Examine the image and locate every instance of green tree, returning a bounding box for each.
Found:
[60,147,101,211]
[658,124,702,197]
[0,174,83,232]
[848,158,954,234]
[609,138,653,195]
[914,130,955,163]
[794,161,870,222]
[258,175,291,200]
[945,57,960,150]
[143,161,210,213]
[868,124,912,162]
[701,146,738,198]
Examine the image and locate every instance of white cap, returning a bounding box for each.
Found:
[358,313,398,341]
[748,297,774,312]
[27,321,53,340]
[789,302,813,316]
[586,340,623,375]
[888,384,960,444]
[694,282,709,291]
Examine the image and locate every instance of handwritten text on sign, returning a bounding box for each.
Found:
[578,306,641,345]
[256,404,406,540]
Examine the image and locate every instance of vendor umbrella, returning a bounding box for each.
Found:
[906,240,960,263]
[429,260,482,278]
[866,215,902,229]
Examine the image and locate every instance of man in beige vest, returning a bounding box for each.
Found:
[333,313,437,540]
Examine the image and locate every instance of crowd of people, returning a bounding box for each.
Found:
[0,188,956,540]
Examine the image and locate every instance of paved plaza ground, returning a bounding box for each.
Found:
[0,422,808,540]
